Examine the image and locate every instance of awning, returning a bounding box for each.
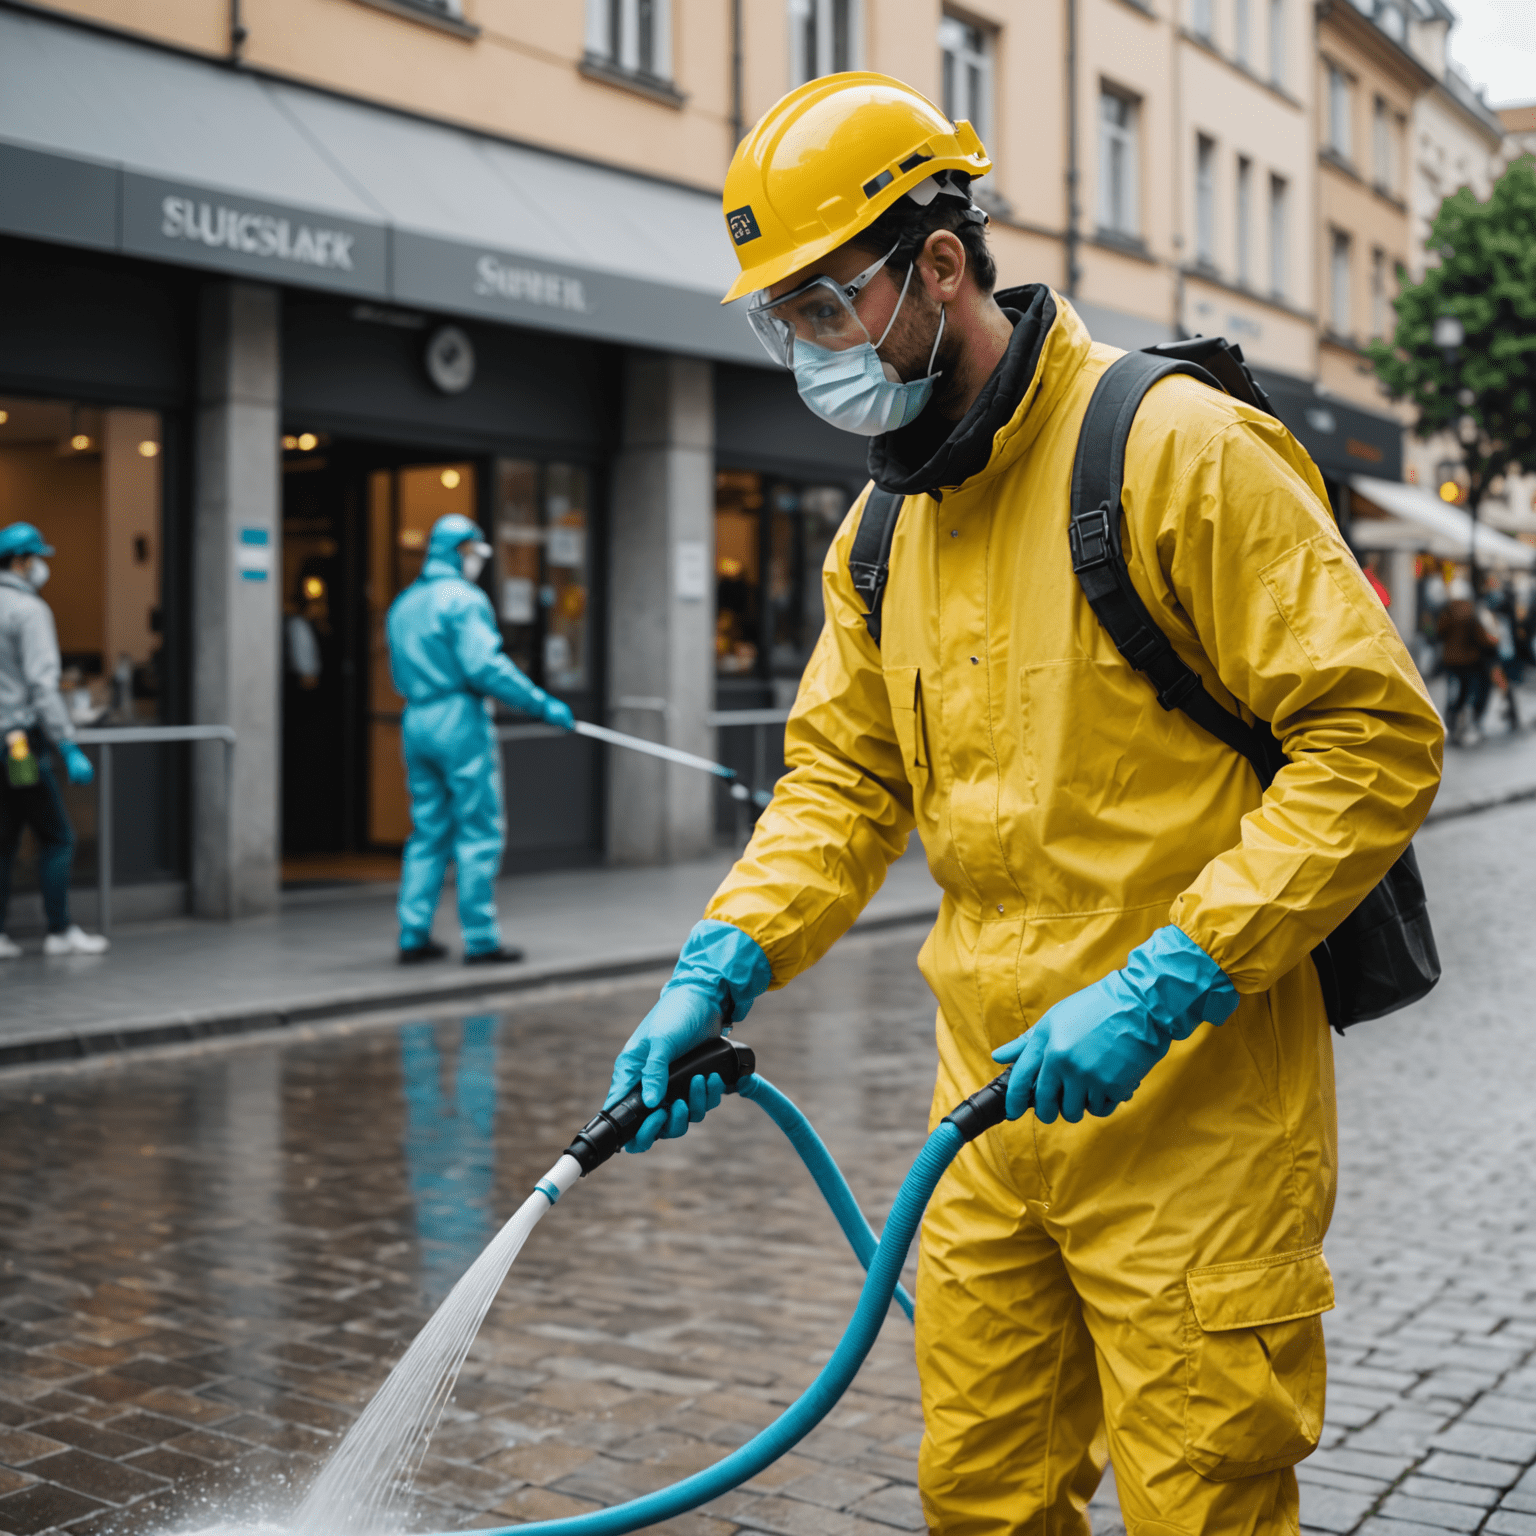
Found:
[1350,475,1536,569]
[0,7,762,365]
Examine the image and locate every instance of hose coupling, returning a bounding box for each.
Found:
[563,1036,757,1175]
[941,1070,1015,1142]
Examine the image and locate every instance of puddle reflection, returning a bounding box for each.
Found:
[398,1017,498,1304]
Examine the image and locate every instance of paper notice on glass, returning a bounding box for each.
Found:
[501,576,536,623]
[548,527,584,568]
[675,540,708,601]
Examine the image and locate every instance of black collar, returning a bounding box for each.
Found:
[867,284,1057,497]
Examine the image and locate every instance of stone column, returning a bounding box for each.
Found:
[606,351,715,865]
[191,282,281,918]
[1387,547,1419,648]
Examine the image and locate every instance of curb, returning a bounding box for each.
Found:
[1422,780,1536,826]
[0,904,940,1073]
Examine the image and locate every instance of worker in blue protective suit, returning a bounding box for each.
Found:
[386,513,574,965]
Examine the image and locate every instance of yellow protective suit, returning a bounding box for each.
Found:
[706,292,1443,1534]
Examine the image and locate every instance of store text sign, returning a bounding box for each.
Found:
[160,196,356,271]
[121,174,387,296]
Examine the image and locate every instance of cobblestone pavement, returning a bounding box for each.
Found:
[0,799,1529,1536]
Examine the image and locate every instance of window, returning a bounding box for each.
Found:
[1330,228,1352,336]
[585,0,671,81]
[1190,0,1212,40]
[1195,135,1217,266]
[714,471,849,680]
[1377,1,1405,42]
[1268,0,1285,86]
[791,0,856,84]
[1235,0,1252,65]
[1098,88,1140,238]
[939,16,993,144]
[1370,247,1388,337]
[1327,64,1352,159]
[1269,173,1288,298]
[1236,155,1253,285]
[0,396,177,889]
[492,460,593,695]
[1373,97,1399,194]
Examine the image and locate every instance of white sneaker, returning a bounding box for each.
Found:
[42,925,110,956]
[0,935,21,960]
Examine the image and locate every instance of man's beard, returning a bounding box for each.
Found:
[878,290,967,419]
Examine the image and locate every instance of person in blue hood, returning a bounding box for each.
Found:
[386,513,574,964]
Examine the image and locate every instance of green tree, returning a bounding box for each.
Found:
[1369,156,1536,567]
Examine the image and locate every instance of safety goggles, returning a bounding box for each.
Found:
[745,244,903,368]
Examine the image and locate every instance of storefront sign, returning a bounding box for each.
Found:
[391,231,761,365]
[122,174,387,297]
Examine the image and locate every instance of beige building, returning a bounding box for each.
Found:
[0,0,1479,919]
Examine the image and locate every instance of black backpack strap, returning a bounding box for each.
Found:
[1069,350,1285,789]
[848,486,904,646]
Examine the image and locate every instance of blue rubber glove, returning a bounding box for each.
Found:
[543,697,575,732]
[607,919,772,1153]
[59,742,94,785]
[992,926,1239,1125]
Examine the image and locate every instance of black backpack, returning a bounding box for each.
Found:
[848,335,1439,1033]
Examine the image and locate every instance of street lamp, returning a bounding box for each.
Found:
[1433,312,1479,588]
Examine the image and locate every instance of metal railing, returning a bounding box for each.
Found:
[73,724,236,933]
[708,707,791,843]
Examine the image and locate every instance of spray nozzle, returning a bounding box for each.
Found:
[562,1036,757,1175]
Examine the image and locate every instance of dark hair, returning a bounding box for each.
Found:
[0,554,15,571]
[847,173,997,295]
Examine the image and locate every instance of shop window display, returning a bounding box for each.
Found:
[494,459,591,694]
[0,394,175,900]
[714,469,849,684]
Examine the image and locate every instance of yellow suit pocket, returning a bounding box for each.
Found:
[1183,1246,1333,1481]
[885,666,929,778]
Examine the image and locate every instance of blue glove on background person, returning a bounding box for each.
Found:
[993,926,1239,1125]
[59,742,94,785]
[543,697,575,732]
[607,919,772,1153]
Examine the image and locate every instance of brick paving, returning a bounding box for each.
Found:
[0,797,1528,1536]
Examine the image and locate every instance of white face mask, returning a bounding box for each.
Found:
[25,558,49,591]
[460,543,490,583]
[790,268,946,437]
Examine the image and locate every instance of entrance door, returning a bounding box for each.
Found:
[281,438,603,884]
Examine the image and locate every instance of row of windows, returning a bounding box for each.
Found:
[1188,0,1289,90]
[1101,97,1292,301]
[1325,62,1407,198]
[1328,231,1398,342]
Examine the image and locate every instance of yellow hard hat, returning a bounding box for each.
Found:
[720,72,991,304]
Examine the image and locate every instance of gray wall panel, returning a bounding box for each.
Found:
[0,140,116,251]
[714,363,870,483]
[280,297,616,454]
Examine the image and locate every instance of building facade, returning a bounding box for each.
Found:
[0,0,1496,921]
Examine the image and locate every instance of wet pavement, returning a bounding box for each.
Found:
[0,928,954,1536]
[0,798,1534,1536]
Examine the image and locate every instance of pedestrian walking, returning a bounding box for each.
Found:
[386,513,575,965]
[1438,575,1494,744]
[0,521,109,958]
[605,76,1442,1536]
[1480,574,1522,731]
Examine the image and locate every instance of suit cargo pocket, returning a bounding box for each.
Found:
[1183,1246,1333,1481]
[885,666,930,781]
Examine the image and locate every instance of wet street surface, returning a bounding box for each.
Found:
[0,799,1533,1536]
[0,928,947,1536]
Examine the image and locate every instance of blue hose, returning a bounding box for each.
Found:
[738,1074,916,1320]
[423,1093,964,1536]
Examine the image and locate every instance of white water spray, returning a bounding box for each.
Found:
[291,1154,583,1536]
